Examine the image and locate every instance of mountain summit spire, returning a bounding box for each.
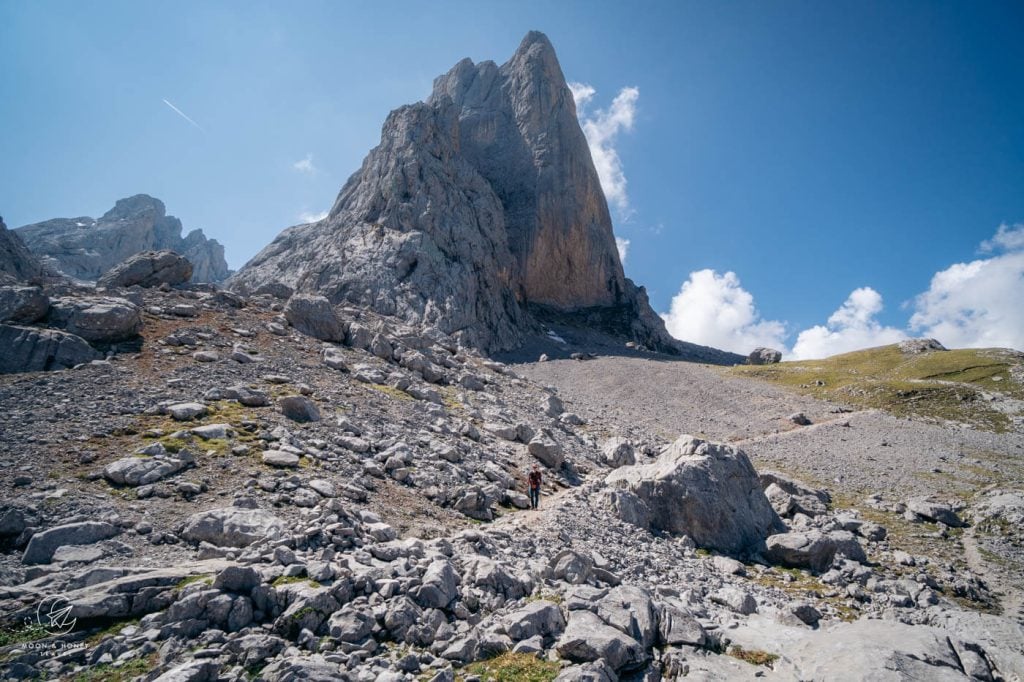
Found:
[230,32,696,356]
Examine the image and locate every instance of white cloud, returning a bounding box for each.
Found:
[980,222,1024,253]
[298,210,328,223]
[569,82,638,216]
[790,287,906,360]
[568,82,595,111]
[661,269,788,355]
[292,153,317,175]
[909,224,1024,351]
[615,237,630,264]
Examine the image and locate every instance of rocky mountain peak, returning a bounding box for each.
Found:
[100,194,167,222]
[16,196,230,284]
[231,32,722,360]
[0,216,45,284]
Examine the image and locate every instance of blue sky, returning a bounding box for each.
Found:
[2,1,1023,356]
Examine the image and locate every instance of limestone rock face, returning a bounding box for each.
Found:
[605,435,783,555]
[0,217,44,284]
[0,323,101,373]
[97,250,193,289]
[15,195,229,283]
[429,31,624,310]
[230,32,682,355]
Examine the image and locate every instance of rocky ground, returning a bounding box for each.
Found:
[1,282,1023,681]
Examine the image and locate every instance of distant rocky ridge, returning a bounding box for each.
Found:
[0,217,44,284]
[230,32,734,362]
[15,195,230,284]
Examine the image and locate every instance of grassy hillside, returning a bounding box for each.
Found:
[730,344,1024,432]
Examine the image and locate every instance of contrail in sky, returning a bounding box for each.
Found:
[162,98,205,132]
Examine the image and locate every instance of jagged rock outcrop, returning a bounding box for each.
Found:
[0,217,44,284]
[0,323,101,373]
[97,250,193,289]
[15,195,229,283]
[230,32,686,356]
[605,435,783,555]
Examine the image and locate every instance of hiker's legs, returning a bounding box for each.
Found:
[529,487,539,509]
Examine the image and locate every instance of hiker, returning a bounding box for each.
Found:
[527,465,542,510]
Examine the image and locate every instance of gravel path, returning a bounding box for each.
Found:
[518,356,1024,500]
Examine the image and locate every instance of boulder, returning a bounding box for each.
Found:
[14,194,229,282]
[747,347,783,364]
[0,324,101,373]
[22,521,119,564]
[528,437,564,469]
[103,450,195,486]
[504,600,566,641]
[413,559,459,609]
[283,294,346,342]
[262,450,300,468]
[48,296,143,342]
[600,437,635,468]
[907,498,965,527]
[605,435,782,554]
[180,507,286,547]
[898,338,947,354]
[278,395,320,423]
[0,286,49,322]
[764,531,837,572]
[556,610,646,672]
[97,250,193,288]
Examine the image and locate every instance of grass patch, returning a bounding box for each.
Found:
[0,622,49,647]
[72,652,158,682]
[729,345,1023,432]
[86,618,139,645]
[727,645,779,667]
[462,652,560,682]
[366,383,414,402]
[272,575,322,589]
[525,591,564,605]
[175,574,212,590]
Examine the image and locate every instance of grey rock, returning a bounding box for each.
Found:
[15,195,229,282]
[504,600,565,641]
[22,521,119,564]
[0,286,49,322]
[229,33,708,358]
[414,559,459,608]
[278,395,320,422]
[711,586,757,615]
[554,661,618,682]
[556,609,645,672]
[262,450,300,468]
[180,507,285,547]
[48,296,143,342]
[153,660,220,682]
[605,435,782,554]
[899,338,947,354]
[104,450,195,486]
[764,531,838,572]
[328,606,374,643]
[528,437,564,469]
[0,217,44,283]
[747,347,783,364]
[97,249,193,288]
[168,402,207,421]
[657,600,706,647]
[907,498,965,527]
[0,323,101,373]
[284,294,346,341]
[600,437,635,468]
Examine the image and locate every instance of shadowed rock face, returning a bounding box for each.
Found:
[429,31,625,310]
[0,217,44,284]
[231,32,684,355]
[15,195,229,283]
